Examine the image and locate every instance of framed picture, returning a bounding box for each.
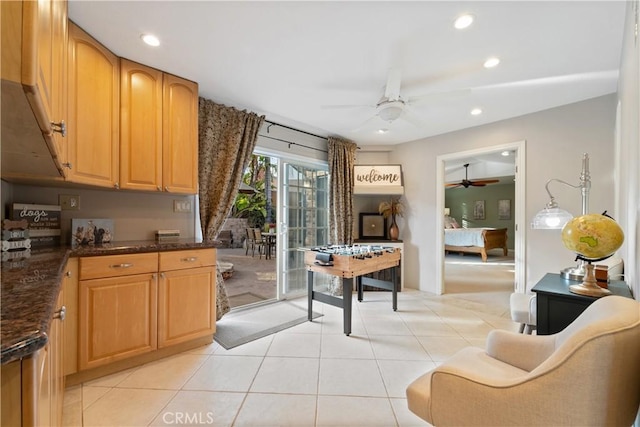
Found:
[473,200,485,220]
[71,218,114,246]
[498,199,511,220]
[359,213,387,239]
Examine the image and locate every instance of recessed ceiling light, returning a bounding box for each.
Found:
[484,57,500,68]
[141,34,160,47]
[454,14,474,30]
[471,108,482,116]
[377,129,389,134]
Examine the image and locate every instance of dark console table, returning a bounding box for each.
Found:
[532,273,633,335]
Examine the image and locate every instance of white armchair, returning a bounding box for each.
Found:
[406,295,640,426]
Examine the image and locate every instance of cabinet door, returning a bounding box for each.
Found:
[67,22,119,188]
[120,59,163,191]
[158,266,215,348]
[11,0,68,174]
[63,257,79,376]
[162,73,198,194]
[80,273,157,370]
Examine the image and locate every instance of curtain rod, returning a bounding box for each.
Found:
[262,120,360,152]
[264,120,328,141]
[258,133,328,153]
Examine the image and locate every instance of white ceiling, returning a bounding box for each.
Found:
[68,1,625,146]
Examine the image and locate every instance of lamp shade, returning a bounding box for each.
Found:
[531,207,573,229]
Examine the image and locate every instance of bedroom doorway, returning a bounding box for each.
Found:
[436,141,526,296]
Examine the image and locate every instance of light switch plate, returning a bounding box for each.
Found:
[173,200,192,213]
[59,194,80,211]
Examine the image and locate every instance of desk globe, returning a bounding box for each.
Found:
[561,213,624,297]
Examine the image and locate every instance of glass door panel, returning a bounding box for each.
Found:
[278,161,329,298]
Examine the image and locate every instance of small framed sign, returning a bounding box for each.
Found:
[359,213,387,239]
[354,165,403,194]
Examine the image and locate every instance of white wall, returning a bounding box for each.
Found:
[390,94,617,293]
[616,1,640,300]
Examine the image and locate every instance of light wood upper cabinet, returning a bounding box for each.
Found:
[120,60,198,194]
[1,0,68,178]
[120,59,163,191]
[162,73,199,194]
[67,21,119,188]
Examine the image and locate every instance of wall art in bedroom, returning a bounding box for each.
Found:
[71,219,114,246]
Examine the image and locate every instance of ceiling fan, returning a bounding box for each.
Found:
[446,163,500,188]
[323,68,466,130]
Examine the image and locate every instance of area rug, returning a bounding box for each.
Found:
[214,301,322,349]
[228,292,267,307]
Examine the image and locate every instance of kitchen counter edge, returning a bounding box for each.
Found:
[1,239,219,365]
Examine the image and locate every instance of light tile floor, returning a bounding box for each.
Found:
[62,289,517,427]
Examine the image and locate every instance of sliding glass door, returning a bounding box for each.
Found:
[277,161,329,299]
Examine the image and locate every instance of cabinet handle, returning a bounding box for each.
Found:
[54,306,66,321]
[109,263,133,269]
[157,186,161,191]
[182,257,198,262]
[51,120,66,137]
[65,271,72,277]
[164,186,169,192]
[62,162,72,169]
[160,272,166,279]
[114,183,120,189]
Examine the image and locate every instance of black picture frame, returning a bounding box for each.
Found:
[359,213,387,239]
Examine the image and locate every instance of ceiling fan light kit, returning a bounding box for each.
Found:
[377,101,404,122]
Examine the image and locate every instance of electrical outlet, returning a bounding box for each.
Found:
[59,194,80,211]
[173,200,192,213]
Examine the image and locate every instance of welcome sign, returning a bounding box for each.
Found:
[353,165,404,194]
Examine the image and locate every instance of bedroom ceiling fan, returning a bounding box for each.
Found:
[446,163,500,188]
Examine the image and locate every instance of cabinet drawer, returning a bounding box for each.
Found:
[159,248,216,271]
[80,253,158,280]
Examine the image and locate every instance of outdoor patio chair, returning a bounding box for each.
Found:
[253,228,266,258]
[245,228,256,256]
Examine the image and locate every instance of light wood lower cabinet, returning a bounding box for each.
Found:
[77,249,215,372]
[1,289,65,427]
[79,272,158,370]
[158,266,216,348]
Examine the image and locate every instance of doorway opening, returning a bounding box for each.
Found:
[436,141,527,301]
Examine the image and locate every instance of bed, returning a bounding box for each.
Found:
[444,228,508,262]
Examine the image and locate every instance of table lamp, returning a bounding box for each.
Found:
[531,153,591,280]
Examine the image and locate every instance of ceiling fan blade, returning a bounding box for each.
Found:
[445,183,462,188]
[400,106,427,129]
[349,115,381,133]
[321,103,375,110]
[384,68,402,101]
[407,87,472,106]
[471,179,500,185]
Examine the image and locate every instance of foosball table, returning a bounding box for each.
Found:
[304,244,401,336]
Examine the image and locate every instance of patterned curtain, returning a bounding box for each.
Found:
[198,97,265,319]
[327,136,358,295]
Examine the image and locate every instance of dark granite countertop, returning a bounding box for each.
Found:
[1,239,217,365]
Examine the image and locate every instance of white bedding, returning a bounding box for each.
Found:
[444,228,494,247]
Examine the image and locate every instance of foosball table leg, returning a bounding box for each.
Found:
[307,270,314,322]
[357,276,363,302]
[392,266,398,311]
[343,277,353,336]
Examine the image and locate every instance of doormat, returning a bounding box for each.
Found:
[228,292,268,307]
[214,301,322,349]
